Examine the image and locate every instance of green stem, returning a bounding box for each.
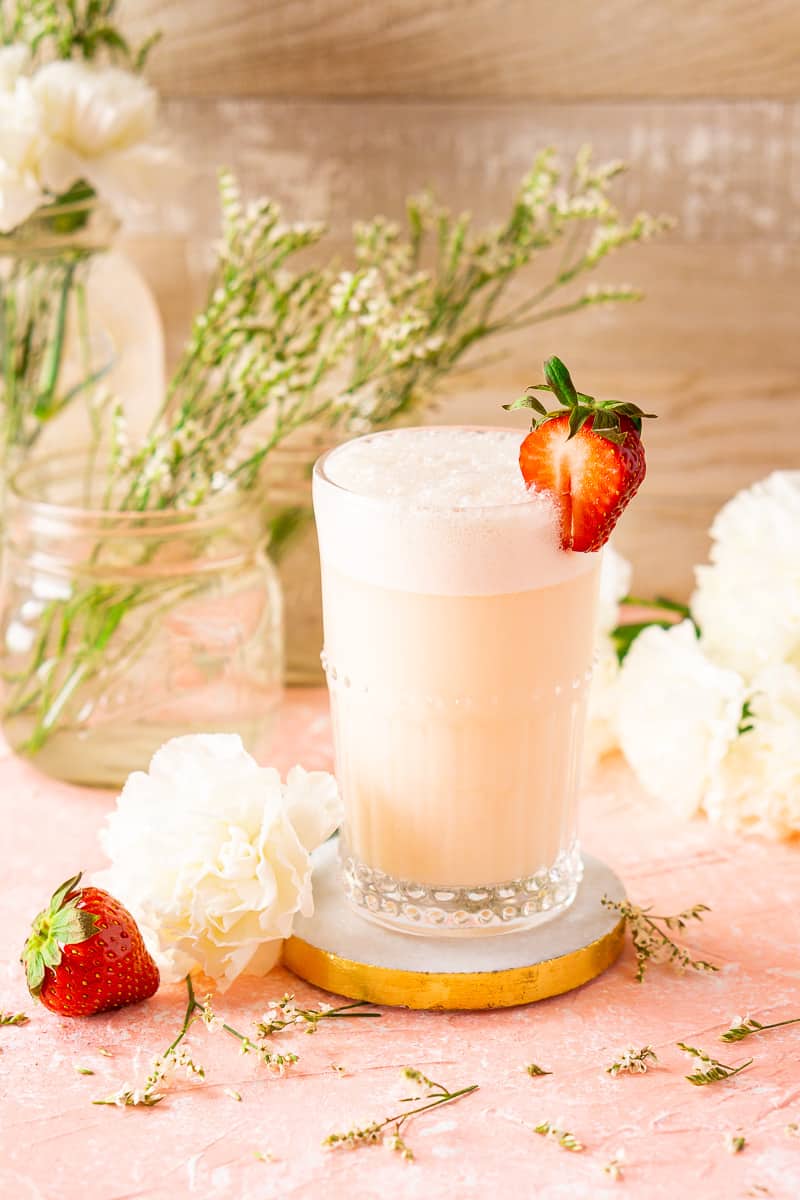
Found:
[388,1084,480,1132]
[34,259,77,420]
[162,974,200,1059]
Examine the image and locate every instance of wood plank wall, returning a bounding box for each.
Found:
[119,0,800,599]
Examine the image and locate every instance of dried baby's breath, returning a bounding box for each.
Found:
[525,1063,552,1077]
[256,994,380,1038]
[603,1149,626,1180]
[606,1045,658,1076]
[324,1068,478,1160]
[721,1012,800,1043]
[0,1011,29,1026]
[677,1042,752,1086]
[533,1120,584,1152]
[602,895,717,982]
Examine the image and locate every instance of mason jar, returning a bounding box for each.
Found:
[0,452,283,786]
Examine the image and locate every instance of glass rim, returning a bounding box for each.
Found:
[7,447,255,528]
[313,424,538,513]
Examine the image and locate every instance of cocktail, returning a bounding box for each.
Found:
[312,359,650,935]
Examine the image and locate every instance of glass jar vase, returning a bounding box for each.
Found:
[0,196,120,494]
[0,453,283,787]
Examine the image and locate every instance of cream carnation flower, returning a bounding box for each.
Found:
[617,621,746,818]
[0,78,47,232]
[706,665,800,840]
[596,542,632,638]
[584,636,623,765]
[692,472,800,678]
[32,60,166,207]
[97,734,342,989]
[584,544,631,767]
[0,44,29,92]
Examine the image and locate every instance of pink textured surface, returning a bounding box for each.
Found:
[2,688,800,1200]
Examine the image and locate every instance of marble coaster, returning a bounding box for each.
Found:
[283,838,626,1010]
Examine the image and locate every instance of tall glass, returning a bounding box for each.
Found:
[313,427,601,936]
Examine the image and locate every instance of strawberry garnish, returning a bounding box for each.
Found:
[21,873,159,1017]
[505,356,655,552]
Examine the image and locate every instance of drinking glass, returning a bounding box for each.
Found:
[313,428,601,936]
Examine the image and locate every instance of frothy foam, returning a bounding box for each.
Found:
[313,427,596,595]
[322,427,532,508]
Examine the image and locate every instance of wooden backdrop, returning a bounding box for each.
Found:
[119,0,799,600]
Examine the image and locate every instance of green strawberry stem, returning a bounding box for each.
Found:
[503,354,657,446]
[22,873,97,995]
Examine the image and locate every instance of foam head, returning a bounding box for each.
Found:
[312,427,597,594]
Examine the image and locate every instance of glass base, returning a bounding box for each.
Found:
[340,842,583,937]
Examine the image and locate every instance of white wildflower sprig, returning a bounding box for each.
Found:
[721,1012,800,1043]
[602,895,717,983]
[533,1120,585,1153]
[3,149,670,756]
[0,0,159,70]
[606,1045,658,1076]
[603,1149,626,1180]
[94,974,334,1110]
[323,1067,478,1161]
[255,993,381,1038]
[525,1063,552,1077]
[677,1042,753,1087]
[0,1011,29,1026]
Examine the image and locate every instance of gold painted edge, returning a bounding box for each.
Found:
[283,918,626,1010]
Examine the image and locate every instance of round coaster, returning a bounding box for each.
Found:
[283,839,626,1010]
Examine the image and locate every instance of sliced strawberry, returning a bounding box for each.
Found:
[21,873,159,1017]
[507,357,653,552]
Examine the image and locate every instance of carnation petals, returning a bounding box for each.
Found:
[616,622,746,819]
[97,734,343,989]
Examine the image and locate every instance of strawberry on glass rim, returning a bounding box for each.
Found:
[505,356,655,552]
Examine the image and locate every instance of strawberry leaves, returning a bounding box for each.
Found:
[22,872,98,996]
[504,356,656,447]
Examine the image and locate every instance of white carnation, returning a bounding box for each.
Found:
[97,734,342,990]
[583,544,631,768]
[31,60,165,207]
[617,621,746,818]
[584,636,623,766]
[692,471,800,678]
[706,665,800,840]
[596,542,632,637]
[0,79,47,232]
[0,44,29,92]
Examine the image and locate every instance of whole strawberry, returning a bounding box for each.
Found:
[505,356,655,552]
[22,873,159,1017]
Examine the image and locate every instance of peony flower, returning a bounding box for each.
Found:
[692,471,800,679]
[97,734,342,989]
[31,60,166,208]
[616,621,746,818]
[705,665,800,840]
[0,78,47,232]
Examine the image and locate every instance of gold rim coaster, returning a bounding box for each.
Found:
[284,839,625,1010]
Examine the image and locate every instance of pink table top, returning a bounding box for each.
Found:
[2,688,799,1200]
